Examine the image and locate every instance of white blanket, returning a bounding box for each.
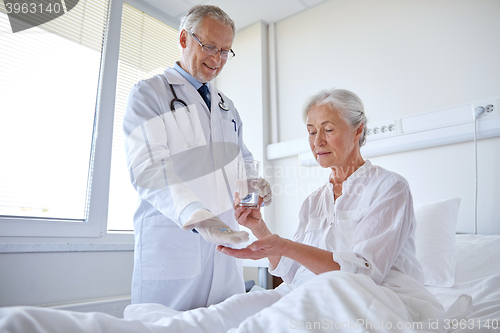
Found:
[228,270,444,332]
[0,270,445,333]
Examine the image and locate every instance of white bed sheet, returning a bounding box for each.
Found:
[426,234,500,332]
[1,235,499,333]
[0,270,445,333]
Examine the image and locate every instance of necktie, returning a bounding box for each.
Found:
[198,84,211,110]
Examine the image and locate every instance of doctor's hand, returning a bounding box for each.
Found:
[183,209,249,245]
[255,178,272,206]
[216,234,290,260]
[235,178,272,206]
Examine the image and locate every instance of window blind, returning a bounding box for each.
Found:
[0,0,109,220]
[0,0,108,51]
[107,3,180,231]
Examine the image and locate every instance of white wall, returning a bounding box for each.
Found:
[0,250,133,307]
[220,0,500,238]
[275,0,500,139]
[216,21,273,230]
[216,21,269,164]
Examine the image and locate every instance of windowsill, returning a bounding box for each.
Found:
[0,242,134,254]
[0,232,135,254]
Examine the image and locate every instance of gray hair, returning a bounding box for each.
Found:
[179,5,236,41]
[302,88,368,147]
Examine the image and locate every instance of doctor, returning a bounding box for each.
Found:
[123,5,271,311]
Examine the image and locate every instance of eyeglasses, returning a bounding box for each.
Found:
[190,32,235,60]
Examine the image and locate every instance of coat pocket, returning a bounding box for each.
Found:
[140,215,201,280]
[220,118,238,144]
[335,208,366,247]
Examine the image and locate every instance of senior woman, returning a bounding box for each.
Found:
[217,88,446,331]
[222,88,421,284]
[0,88,445,333]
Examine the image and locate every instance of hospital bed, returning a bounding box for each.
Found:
[427,234,500,332]
[0,199,499,332]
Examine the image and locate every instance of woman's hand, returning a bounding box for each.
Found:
[233,192,264,232]
[216,234,289,260]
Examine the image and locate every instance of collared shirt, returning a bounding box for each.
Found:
[173,62,211,105]
[270,160,424,286]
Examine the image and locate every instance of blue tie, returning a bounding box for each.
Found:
[198,84,211,110]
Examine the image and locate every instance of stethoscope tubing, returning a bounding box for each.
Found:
[168,82,196,147]
[166,79,236,202]
[167,82,232,148]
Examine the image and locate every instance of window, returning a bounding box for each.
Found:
[107,3,180,231]
[0,1,109,226]
[0,0,180,238]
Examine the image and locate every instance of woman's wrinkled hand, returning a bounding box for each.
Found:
[233,192,263,231]
[216,234,288,260]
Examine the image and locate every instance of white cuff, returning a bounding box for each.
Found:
[179,201,206,227]
[268,256,293,278]
[182,208,213,230]
[332,251,372,274]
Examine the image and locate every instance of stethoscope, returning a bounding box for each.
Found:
[217,93,231,111]
[168,83,231,147]
[167,81,236,204]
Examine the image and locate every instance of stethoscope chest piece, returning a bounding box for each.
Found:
[218,93,230,111]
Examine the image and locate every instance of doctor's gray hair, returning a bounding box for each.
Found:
[179,5,236,41]
[302,88,368,147]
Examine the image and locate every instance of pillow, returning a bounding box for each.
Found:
[414,197,461,287]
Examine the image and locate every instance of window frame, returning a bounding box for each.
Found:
[0,0,179,241]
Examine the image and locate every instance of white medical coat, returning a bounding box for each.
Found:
[123,67,253,310]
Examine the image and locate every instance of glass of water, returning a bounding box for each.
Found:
[238,160,261,209]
